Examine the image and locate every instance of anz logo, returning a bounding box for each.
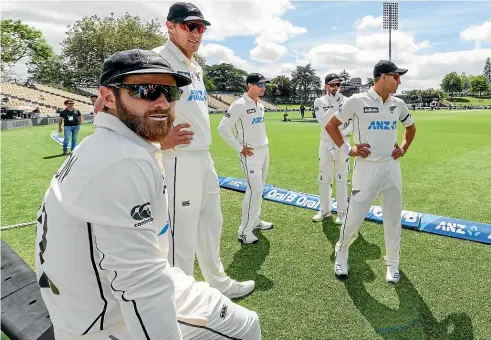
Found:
[368,120,397,130]
[187,89,207,101]
[252,116,264,124]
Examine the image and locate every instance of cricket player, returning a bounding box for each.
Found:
[153,2,255,298]
[325,60,416,283]
[35,49,261,340]
[313,73,353,224]
[217,73,274,244]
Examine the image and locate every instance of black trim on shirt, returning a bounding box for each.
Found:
[400,113,411,123]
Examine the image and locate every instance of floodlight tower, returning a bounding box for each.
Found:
[383,2,399,61]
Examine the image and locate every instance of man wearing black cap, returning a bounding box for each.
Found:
[154,3,256,299]
[217,73,274,244]
[35,49,261,340]
[312,73,353,225]
[325,60,416,284]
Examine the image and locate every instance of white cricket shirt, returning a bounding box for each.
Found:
[153,40,211,152]
[217,93,269,153]
[314,93,352,141]
[35,112,182,339]
[335,87,415,162]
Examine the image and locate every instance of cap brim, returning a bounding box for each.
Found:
[395,68,408,75]
[115,69,192,87]
[326,78,342,84]
[177,16,211,26]
[258,80,270,84]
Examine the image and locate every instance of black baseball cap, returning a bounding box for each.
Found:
[246,73,270,84]
[373,60,408,78]
[167,2,211,26]
[325,73,342,85]
[100,49,192,87]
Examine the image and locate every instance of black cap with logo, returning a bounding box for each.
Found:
[100,49,192,87]
[373,60,408,78]
[325,73,342,85]
[246,73,270,85]
[167,2,211,26]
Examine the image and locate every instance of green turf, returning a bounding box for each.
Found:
[2,110,491,339]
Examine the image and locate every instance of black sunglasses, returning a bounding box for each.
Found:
[108,84,183,102]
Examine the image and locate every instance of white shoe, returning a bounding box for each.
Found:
[334,250,348,278]
[254,220,274,230]
[312,211,331,222]
[386,265,400,284]
[335,212,346,225]
[222,280,256,299]
[238,231,259,244]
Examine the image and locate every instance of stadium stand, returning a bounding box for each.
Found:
[210,93,277,110]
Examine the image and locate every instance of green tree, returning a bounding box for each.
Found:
[366,78,374,87]
[194,53,206,69]
[204,63,247,92]
[204,76,216,91]
[264,83,279,97]
[291,64,321,103]
[271,75,292,97]
[470,75,490,97]
[1,19,54,74]
[441,72,462,97]
[460,72,471,93]
[61,13,166,83]
[484,57,491,83]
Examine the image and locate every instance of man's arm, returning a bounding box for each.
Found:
[393,103,416,159]
[58,115,63,133]
[160,123,194,150]
[67,158,182,340]
[217,103,248,154]
[78,111,84,125]
[326,96,370,158]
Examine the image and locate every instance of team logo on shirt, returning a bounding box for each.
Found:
[220,304,228,319]
[363,107,379,114]
[246,108,256,114]
[224,112,231,118]
[389,106,397,114]
[252,116,264,124]
[131,202,154,227]
[368,120,397,130]
[182,200,190,207]
[187,89,207,101]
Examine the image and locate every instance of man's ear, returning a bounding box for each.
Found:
[100,86,117,110]
[166,21,175,35]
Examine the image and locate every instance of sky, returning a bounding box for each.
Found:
[3,0,491,92]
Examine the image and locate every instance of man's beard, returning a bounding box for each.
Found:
[116,96,175,142]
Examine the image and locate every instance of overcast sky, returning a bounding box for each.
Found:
[4,0,491,91]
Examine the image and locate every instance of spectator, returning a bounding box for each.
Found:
[300,104,305,118]
[58,100,83,154]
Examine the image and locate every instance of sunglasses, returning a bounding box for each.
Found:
[67,102,74,105]
[328,83,341,88]
[384,73,400,81]
[179,22,207,34]
[252,83,266,88]
[108,84,183,102]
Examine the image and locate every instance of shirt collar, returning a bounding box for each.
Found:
[368,87,394,104]
[242,93,257,105]
[165,39,193,67]
[93,112,160,154]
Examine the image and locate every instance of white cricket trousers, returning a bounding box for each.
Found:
[335,159,403,267]
[54,267,262,340]
[318,139,350,216]
[238,146,269,235]
[162,150,232,293]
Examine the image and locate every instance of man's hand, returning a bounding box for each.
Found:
[392,144,406,160]
[240,145,254,157]
[160,123,194,150]
[58,127,62,133]
[348,143,371,158]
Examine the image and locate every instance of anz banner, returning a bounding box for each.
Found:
[217,176,490,245]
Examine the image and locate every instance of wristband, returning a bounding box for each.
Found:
[341,142,351,155]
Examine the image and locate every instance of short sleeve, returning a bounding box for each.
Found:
[335,95,356,123]
[398,101,415,127]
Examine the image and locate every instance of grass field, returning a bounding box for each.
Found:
[445,96,491,106]
[2,109,491,339]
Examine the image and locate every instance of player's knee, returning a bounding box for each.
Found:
[243,311,262,340]
[335,171,348,182]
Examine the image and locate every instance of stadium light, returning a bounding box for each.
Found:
[383,2,399,61]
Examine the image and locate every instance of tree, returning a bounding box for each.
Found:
[61,13,166,83]
[204,63,247,92]
[291,64,321,103]
[204,77,216,91]
[264,83,279,97]
[271,75,292,97]
[194,53,206,69]
[1,19,54,73]
[441,72,462,97]
[366,78,374,87]
[484,57,491,84]
[470,75,490,97]
[460,72,471,93]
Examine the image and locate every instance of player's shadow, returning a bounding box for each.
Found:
[225,230,274,293]
[43,153,68,159]
[322,220,474,340]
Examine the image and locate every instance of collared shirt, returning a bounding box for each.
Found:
[335,88,415,162]
[314,93,352,141]
[35,112,182,339]
[217,93,269,152]
[153,40,211,152]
